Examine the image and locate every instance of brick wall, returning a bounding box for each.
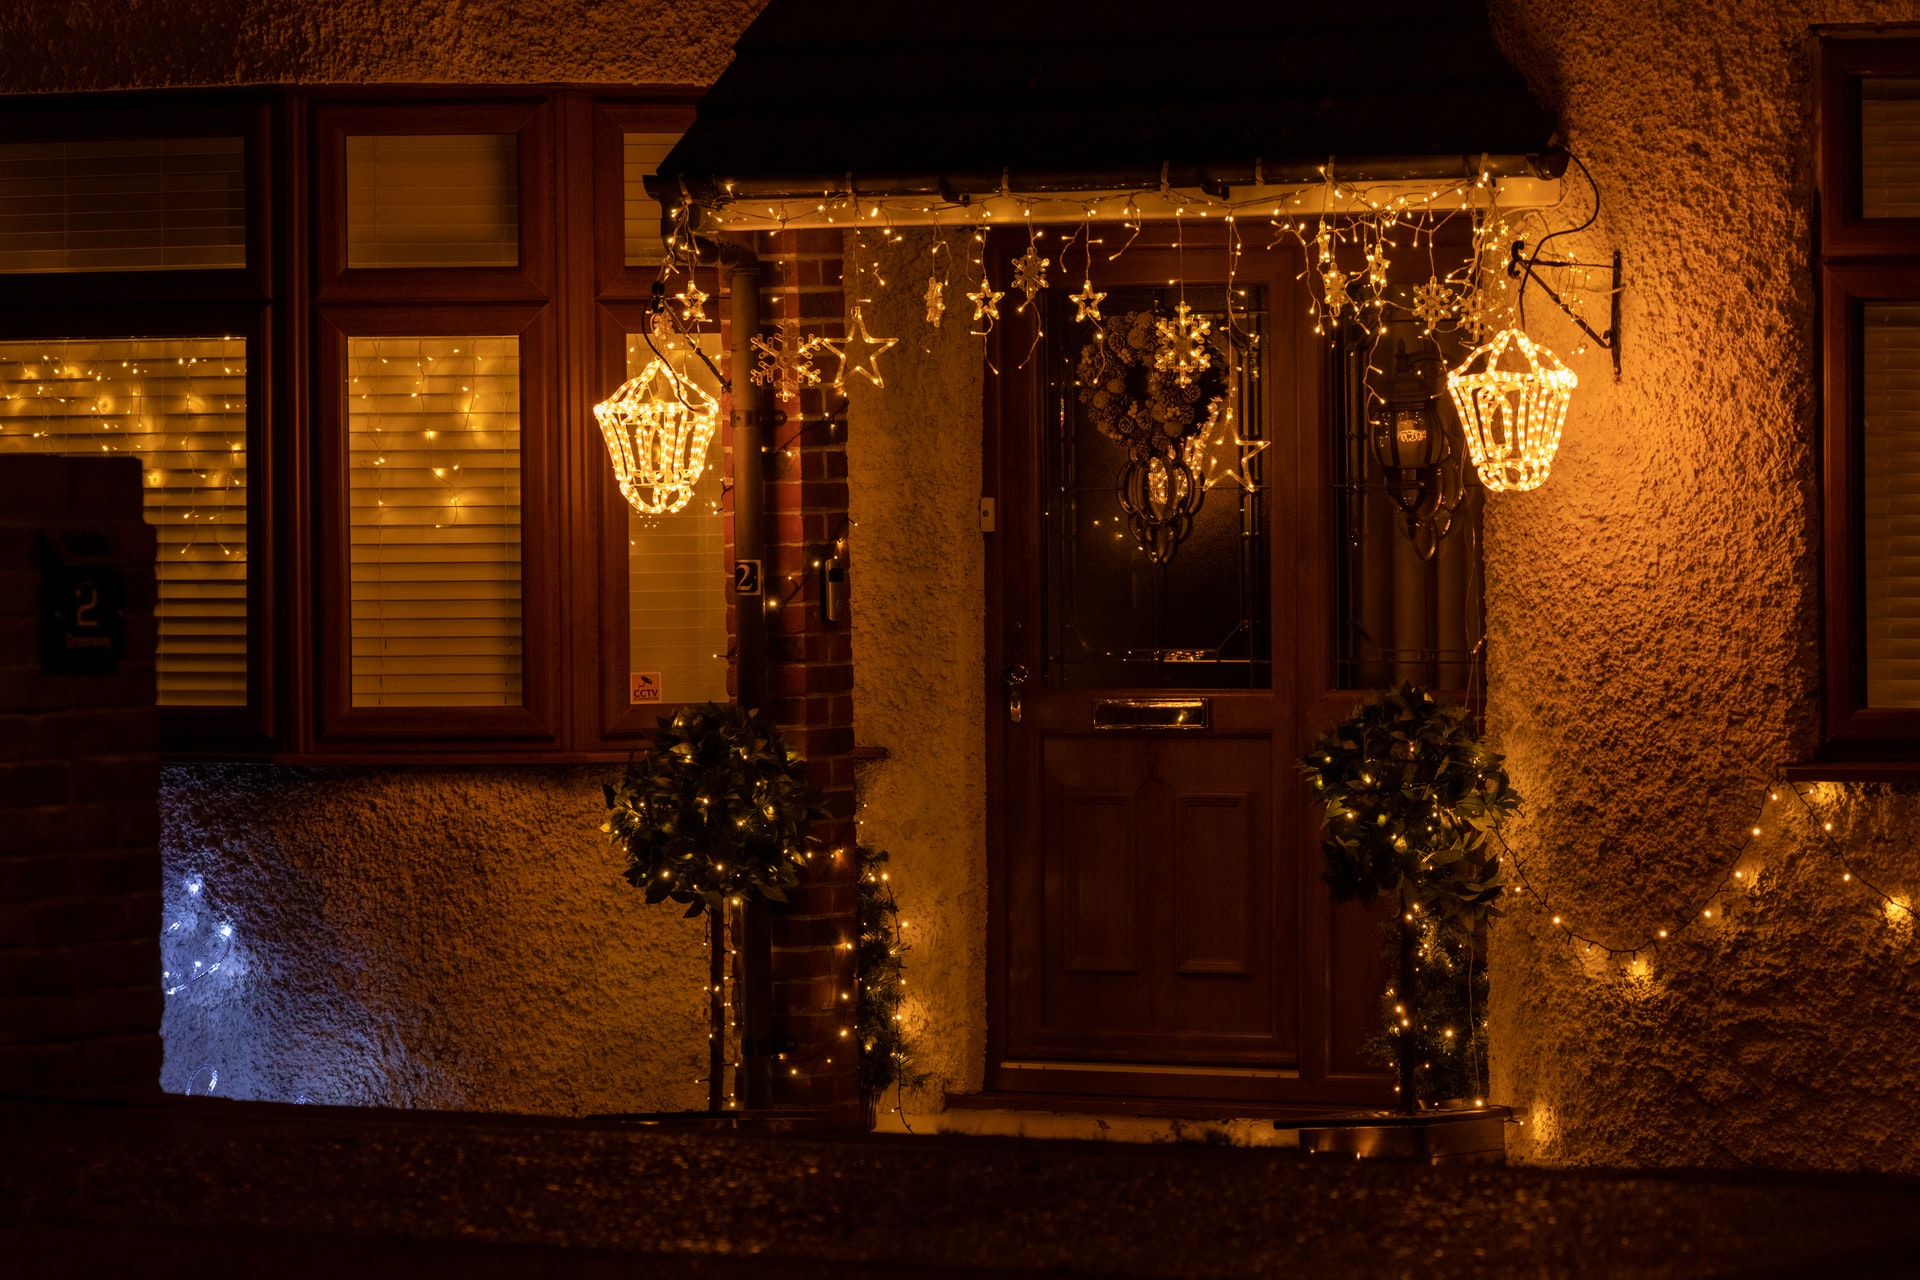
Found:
[747,230,860,1121]
[0,454,162,1099]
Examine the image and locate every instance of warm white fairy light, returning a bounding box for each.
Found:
[594,360,719,516]
[1446,327,1575,492]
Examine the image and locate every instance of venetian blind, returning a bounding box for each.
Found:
[0,337,248,705]
[1863,303,1920,706]
[626,333,729,704]
[345,135,518,268]
[623,133,682,266]
[0,137,246,273]
[1863,79,1920,218]
[347,336,522,707]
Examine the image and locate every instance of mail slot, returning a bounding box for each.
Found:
[1092,698,1210,730]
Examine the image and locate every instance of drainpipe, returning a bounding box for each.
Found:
[694,232,775,1112]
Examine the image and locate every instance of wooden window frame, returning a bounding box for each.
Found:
[4,87,717,761]
[312,98,555,306]
[1816,32,1920,767]
[593,98,700,301]
[585,287,729,746]
[0,94,273,307]
[311,303,561,751]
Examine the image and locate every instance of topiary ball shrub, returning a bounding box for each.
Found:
[603,703,823,919]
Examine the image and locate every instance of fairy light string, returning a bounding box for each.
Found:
[1499,776,1915,965]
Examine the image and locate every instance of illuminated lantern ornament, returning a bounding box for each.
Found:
[593,360,720,516]
[1445,327,1576,493]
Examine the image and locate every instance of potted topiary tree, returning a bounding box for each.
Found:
[603,702,823,1113]
[1297,684,1520,1117]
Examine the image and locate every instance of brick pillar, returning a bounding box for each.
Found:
[0,454,163,1099]
[756,230,859,1122]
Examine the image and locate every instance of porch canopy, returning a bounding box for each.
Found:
[647,0,1562,224]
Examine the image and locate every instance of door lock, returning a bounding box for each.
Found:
[1002,663,1029,724]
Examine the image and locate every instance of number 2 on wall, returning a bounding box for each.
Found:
[73,582,100,628]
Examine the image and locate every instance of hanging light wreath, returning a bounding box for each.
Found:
[593,359,721,516]
[1077,308,1228,563]
[1445,327,1575,493]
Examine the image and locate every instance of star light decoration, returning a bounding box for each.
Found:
[819,304,899,389]
[1069,279,1106,324]
[1011,243,1050,311]
[967,273,1005,332]
[593,360,721,516]
[675,280,710,326]
[1153,301,1212,387]
[1200,408,1270,493]
[750,322,825,403]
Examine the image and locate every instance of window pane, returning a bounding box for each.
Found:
[346,135,518,268]
[0,337,248,705]
[624,133,681,266]
[0,137,246,272]
[347,336,521,707]
[1864,303,1920,707]
[1862,78,1920,218]
[624,331,729,704]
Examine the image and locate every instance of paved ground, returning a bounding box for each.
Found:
[5,1097,1920,1278]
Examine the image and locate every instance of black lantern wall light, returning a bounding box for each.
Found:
[1367,329,1468,560]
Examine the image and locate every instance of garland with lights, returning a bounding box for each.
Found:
[855,844,928,1126]
[1297,684,1520,1111]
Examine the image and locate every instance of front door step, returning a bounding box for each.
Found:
[1279,1105,1520,1165]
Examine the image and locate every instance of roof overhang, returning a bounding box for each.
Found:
[648,0,1564,227]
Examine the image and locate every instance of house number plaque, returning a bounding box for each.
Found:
[40,533,125,676]
[733,559,762,597]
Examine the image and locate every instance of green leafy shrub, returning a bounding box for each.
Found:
[603,703,823,918]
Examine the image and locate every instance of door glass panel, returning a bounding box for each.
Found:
[1329,316,1485,692]
[1044,284,1269,689]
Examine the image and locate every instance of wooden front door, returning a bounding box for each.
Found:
[984,227,1391,1109]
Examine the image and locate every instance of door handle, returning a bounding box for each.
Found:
[1003,663,1029,724]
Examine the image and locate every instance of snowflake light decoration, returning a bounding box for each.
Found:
[1411,278,1455,331]
[1322,266,1353,318]
[1011,243,1050,310]
[750,323,825,403]
[1153,301,1212,388]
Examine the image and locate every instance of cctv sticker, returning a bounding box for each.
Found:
[630,672,662,704]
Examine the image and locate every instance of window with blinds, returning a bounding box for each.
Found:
[1863,79,1920,218]
[1864,303,1920,707]
[624,133,681,265]
[0,137,246,273]
[347,336,522,707]
[345,135,518,268]
[0,337,248,705]
[626,332,729,703]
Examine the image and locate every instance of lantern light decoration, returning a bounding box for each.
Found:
[593,360,720,516]
[1445,327,1576,493]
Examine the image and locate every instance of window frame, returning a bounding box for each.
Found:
[312,98,556,306]
[3,86,720,762]
[1817,32,1920,764]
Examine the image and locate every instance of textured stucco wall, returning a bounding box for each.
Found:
[1483,0,1920,1171]
[0,1,762,92]
[162,765,709,1112]
[845,230,990,1110]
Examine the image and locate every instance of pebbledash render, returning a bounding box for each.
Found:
[1,0,1918,1173]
